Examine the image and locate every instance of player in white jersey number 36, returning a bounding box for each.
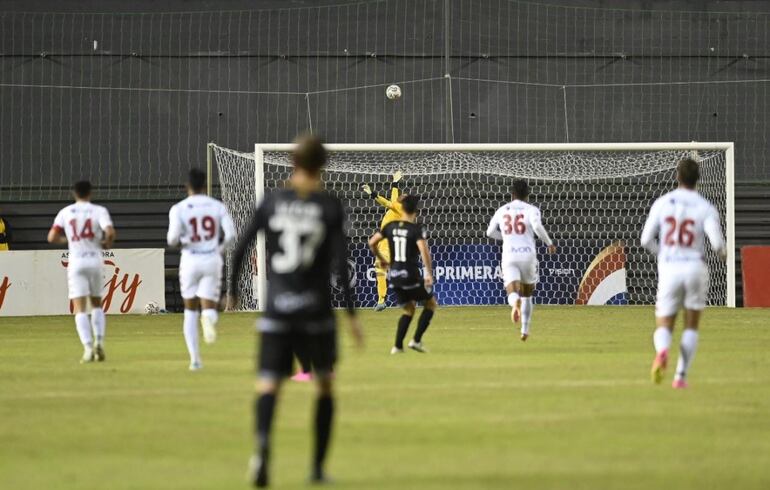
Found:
[167,169,236,371]
[641,158,726,389]
[48,181,116,363]
[487,180,556,341]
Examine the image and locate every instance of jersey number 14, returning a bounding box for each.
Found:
[68,219,95,242]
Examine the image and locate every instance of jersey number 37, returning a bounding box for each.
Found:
[270,217,326,273]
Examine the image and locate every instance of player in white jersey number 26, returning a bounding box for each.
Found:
[641,158,726,389]
[487,180,556,342]
[48,181,116,364]
[167,169,236,371]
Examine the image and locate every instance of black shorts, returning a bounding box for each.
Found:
[393,284,434,305]
[258,329,337,380]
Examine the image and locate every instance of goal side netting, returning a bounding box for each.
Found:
[213,143,734,311]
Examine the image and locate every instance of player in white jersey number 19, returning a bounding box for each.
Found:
[641,158,726,389]
[48,181,116,364]
[167,169,236,371]
[487,180,556,341]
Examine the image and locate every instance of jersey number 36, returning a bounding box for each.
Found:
[503,214,526,235]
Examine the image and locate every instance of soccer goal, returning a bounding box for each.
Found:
[212,142,735,311]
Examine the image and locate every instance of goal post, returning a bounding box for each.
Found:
[213,142,736,311]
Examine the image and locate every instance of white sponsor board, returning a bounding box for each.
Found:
[0,249,165,316]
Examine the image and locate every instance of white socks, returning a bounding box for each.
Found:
[91,308,106,345]
[653,327,672,353]
[183,309,201,364]
[75,312,93,347]
[201,308,218,327]
[675,329,699,381]
[507,292,519,307]
[520,297,533,335]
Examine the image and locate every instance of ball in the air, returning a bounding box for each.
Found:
[386,84,402,100]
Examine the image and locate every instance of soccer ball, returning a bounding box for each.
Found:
[144,301,160,315]
[386,84,402,100]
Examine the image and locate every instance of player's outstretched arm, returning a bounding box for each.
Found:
[417,238,434,287]
[362,183,397,211]
[368,231,389,268]
[389,171,403,201]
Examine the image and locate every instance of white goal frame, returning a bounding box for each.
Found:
[251,142,736,310]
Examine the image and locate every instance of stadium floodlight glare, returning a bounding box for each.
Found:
[212,142,735,311]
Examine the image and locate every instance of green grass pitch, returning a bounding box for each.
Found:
[1,306,769,489]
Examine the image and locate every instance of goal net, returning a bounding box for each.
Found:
[213,143,735,311]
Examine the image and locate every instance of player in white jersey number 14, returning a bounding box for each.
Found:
[487,180,556,341]
[47,181,116,364]
[167,169,236,371]
[641,158,726,389]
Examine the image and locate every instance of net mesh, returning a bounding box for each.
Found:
[214,144,728,310]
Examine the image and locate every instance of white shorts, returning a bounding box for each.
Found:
[655,261,709,317]
[179,254,223,302]
[502,256,539,285]
[68,263,104,299]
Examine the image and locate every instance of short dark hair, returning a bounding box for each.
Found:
[188,168,207,192]
[512,179,529,200]
[401,194,420,214]
[292,133,327,173]
[677,158,699,188]
[73,180,92,199]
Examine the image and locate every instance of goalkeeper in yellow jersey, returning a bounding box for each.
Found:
[362,171,405,311]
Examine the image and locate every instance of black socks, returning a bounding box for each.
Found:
[255,393,277,452]
[313,394,334,478]
[395,315,413,349]
[414,309,434,343]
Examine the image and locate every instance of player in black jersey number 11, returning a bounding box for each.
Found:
[368,195,438,354]
[227,134,363,487]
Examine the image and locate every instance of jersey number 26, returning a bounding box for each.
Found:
[663,217,695,246]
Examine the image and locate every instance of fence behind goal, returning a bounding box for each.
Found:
[213,143,735,310]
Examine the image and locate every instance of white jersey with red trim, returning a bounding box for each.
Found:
[486,200,553,259]
[52,202,113,267]
[640,188,725,263]
[167,194,236,257]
